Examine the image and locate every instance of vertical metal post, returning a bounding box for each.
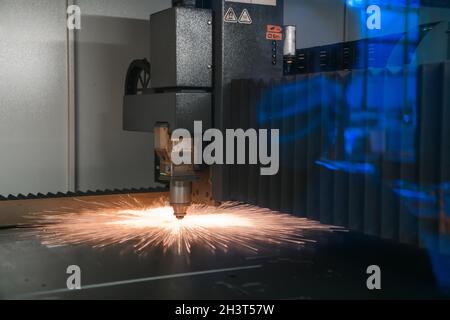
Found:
[66,0,77,192]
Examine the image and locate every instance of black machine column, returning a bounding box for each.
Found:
[210,0,284,201]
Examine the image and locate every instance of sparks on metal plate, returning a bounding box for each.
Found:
[30,196,338,255]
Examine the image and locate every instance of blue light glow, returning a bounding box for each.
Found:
[316,159,377,175]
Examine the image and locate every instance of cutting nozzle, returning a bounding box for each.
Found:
[170,180,192,220]
[172,204,189,220]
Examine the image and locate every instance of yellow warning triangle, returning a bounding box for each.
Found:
[224,7,238,23]
[238,9,252,25]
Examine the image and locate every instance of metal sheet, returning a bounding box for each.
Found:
[0,201,446,299]
[0,192,167,227]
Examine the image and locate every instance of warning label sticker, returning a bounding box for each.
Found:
[266,25,283,41]
[267,25,282,33]
[238,9,252,24]
[224,7,238,23]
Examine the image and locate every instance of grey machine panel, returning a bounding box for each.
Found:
[150,7,213,89]
[124,6,213,134]
[211,0,284,201]
[123,93,212,133]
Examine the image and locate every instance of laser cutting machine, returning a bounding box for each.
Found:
[123,0,286,219]
[1,0,450,301]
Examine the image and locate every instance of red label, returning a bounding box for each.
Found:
[266,25,283,40]
[267,25,282,33]
[266,32,283,41]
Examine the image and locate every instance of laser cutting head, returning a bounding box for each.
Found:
[170,180,192,220]
[154,125,196,219]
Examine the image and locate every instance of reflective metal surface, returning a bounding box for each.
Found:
[0,194,449,300]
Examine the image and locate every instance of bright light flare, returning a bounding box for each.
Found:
[29,196,339,255]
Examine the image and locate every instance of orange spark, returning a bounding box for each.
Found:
[29,196,340,255]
